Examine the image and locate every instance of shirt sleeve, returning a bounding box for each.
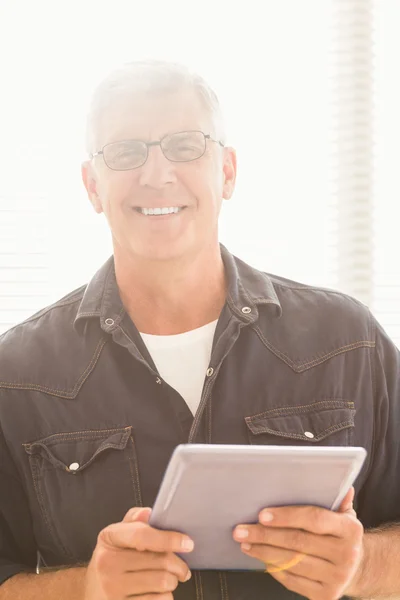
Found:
[0,422,37,586]
[356,313,400,529]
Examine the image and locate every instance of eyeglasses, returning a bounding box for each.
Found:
[90,130,225,171]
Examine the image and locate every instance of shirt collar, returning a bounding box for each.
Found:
[74,244,282,333]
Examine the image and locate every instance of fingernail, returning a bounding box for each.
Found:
[234,527,249,540]
[242,543,251,551]
[184,570,192,581]
[181,538,194,551]
[260,511,273,524]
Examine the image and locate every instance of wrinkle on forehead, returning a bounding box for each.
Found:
[97,90,212,148]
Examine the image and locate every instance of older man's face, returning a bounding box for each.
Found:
[83,90,236,264]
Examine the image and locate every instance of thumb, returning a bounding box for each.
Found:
[338,486,355,514]
[123,506,152,524]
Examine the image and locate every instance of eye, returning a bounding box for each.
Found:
[105,142,146,167]
[115,149,142,159]
[177,144,198,152]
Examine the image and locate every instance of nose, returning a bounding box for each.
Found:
[138,144,177,189]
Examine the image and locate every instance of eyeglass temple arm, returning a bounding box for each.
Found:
[205,134,224,147]
[89,150,103,159]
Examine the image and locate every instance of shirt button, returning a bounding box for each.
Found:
[206,367,214,377]
[68,462,80,472]
[242,306,252,314]
[156,377,162,384]
[105,318,115,326]
[304,431,315,439]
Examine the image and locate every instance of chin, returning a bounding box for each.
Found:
[133,243,187,263]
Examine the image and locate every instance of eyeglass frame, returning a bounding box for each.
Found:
[89,130,225,171]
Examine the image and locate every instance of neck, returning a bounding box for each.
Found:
[114,243,227,335]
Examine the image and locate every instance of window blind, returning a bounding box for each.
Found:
[372,0,400,348]
[331,0,374,307]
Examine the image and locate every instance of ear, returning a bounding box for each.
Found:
[81,161,103,214]
[222,147,237,200]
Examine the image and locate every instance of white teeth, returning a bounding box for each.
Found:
[140,207,183,216]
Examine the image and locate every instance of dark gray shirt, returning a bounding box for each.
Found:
[1,244,399,600]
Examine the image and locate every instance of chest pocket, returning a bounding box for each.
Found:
[23,427,142,563]
[245,400,355,446]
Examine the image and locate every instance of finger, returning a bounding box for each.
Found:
[117,550,191,583]
[234,524,337,562]
[121,569,181,595]
[123,506,152,524]
[236,521,363,567]
[129,595,173,600]
[268,568,326,598]
[256,503,359,538]
[338,487,355,513]
[241,543,334,581]
[98,521,194,554]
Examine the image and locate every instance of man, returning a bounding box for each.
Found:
[0,60,400,600]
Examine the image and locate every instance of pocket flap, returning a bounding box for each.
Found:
[23,427,132,474]
[245,401,355,442]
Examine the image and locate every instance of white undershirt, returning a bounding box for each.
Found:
[139,320,218,415]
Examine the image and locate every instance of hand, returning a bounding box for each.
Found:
[84,506,193,600]
[233,487,364,600]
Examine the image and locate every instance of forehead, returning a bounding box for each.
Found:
[98,90,211,146]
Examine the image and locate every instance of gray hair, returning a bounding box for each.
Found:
[85,60,226,155]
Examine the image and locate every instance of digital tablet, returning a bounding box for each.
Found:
[149,444,367,571]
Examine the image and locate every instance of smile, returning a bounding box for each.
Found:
[134,206,186,216]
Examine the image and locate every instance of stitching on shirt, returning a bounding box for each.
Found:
[75,312,100,318]
[223,572,229,600]
[226,292,253,320]
[254,326,375,371]
[255,324,375,366]
[250,298,279,304]
[194,571,200,600]
[189,366,218,444]
[22,427,131,447]
[0,336,107,397]
[194,572,204,600]
[219,572,229,600]
[128,435,143,507]
[207,398,212,443]
[0,294,85,339]
[299,342,375,368]
[116,323,142,353]
[108,305,126,328]
[28,457,74,560]
[30,459,55,537]
[219,572,225,600]
[238,281,256,308]
[100,264,115,320]
[270,279,365,296]
[77,442,130,471]
[364,311,377,484]
[25,429,140,561]
[226,289,261,323]
[246,400,355,421]
[248,420,354,441]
